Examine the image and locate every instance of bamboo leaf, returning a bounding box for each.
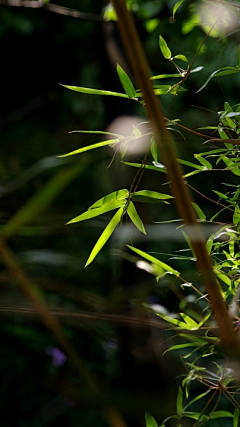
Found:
[127,201,146,234]
[173,54,188,63]
[117,64,136,98]
[67,200,126,224]
[173,0,186,18]
[61,84,129,98]
[192,203,206,221]
[196,67,239,93]
[90,189,128,209]
[145,412,158,427]
[127,245,180,276]
[3,164,84,238]
[58,139,119,157]
[180,313,198,329]
[69,130,124,138]
[233,409,239,427]
[85,207,124,267]
[132,190,174,202]
[159,35,172,59]
[177,387,183,413]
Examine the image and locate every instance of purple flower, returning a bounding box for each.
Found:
[46,346,67,367]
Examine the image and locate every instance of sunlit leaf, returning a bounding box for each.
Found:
[61,84,129,98]
[173,54,188,63]
[117,64,136,98]
[173,0,186,18]
[192,203,206,221]
[194,154,212,169]
[67,199,126,224]
[180,313,198,329]
[145,412,158,427]
[233,409,239,427]
[58,139,120,157]
[90,189,128,209]
[132,190,173,203]
[127,201,146,234]
[122,161,167,174]
[159,35,172,59]
[127,245,180,276]
[67,190,128,224]
[85,207,124,267]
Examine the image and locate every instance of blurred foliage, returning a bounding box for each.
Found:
[1,1,240,426]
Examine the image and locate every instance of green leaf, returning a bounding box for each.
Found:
[67,190,128,224]
[151,73,182,80]
[85,207,124,267]
[180,313,198,329]
[69,130,124,138]
[192,203,206,220]
[3,163,84,238]
[233,409,239,427]
[164,343,199,354]
[127,201,146,234]
[194,154,212,169]
[67,200,125,224]
[210,411,233,419]
[173,54,188,63]
[90,190,128,209]
[145,412,158,427]
[178,159,204,170]
[159,35,172,59]
[182,230,196,258]
[127,245,180,276]
[122,161,167,174]
[58,138,119,157]
[117,64,136,99]
[61,84,129,98]
[233,206,240,225]
[173,0,186,17]
[177,387,183,414]
[150,137,158,163]
[196,67,239,93]
[238,46,240,69]
[132,190,174,203]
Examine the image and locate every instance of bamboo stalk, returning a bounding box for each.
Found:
[112,0,238,351]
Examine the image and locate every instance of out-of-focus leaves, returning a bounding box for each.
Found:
[3,163,85,237]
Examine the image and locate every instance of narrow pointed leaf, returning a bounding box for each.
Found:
[127,201,146,234]
[127,245,180,276]
[177,387,183,414]
[67,199,125,224]
[159,35,172,59]
[173,0,186,17]
[173,54,188,63]
[85,207,124,267]
[180,313,198,329]
[132,190,174,203]
[70,130,124,138]
[192,203,206,220]
[196,67,239,93]
[117,64,136,98]
[145,412,158,427]
[90,189,128,209]
[61,84,129,98]
[59,139,119,157]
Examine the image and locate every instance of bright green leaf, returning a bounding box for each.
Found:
[159,35,172,59]
[67,199,125,224]
[192,203,206,221]
[90,190,128,209]
[127,245,180,276]
[117,64,136,99]
[173,54,188,63]
[173,0,186,17]
[233,409,239,427]
[127,201,146,234]
[61,84,129,98]
[58,138,119,157]
[180,313,198,329]
[145,412,158,427]
[85,207,124,267]
[132,190,174,203]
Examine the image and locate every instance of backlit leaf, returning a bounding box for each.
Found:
[85,207,124,267]
[127,245,180,276]
[173,0,186,18]
[159,35,172,59]
[58,139,119,157]
[127,201,146,234]
[61,84,129,98]
[117,64,136,99]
